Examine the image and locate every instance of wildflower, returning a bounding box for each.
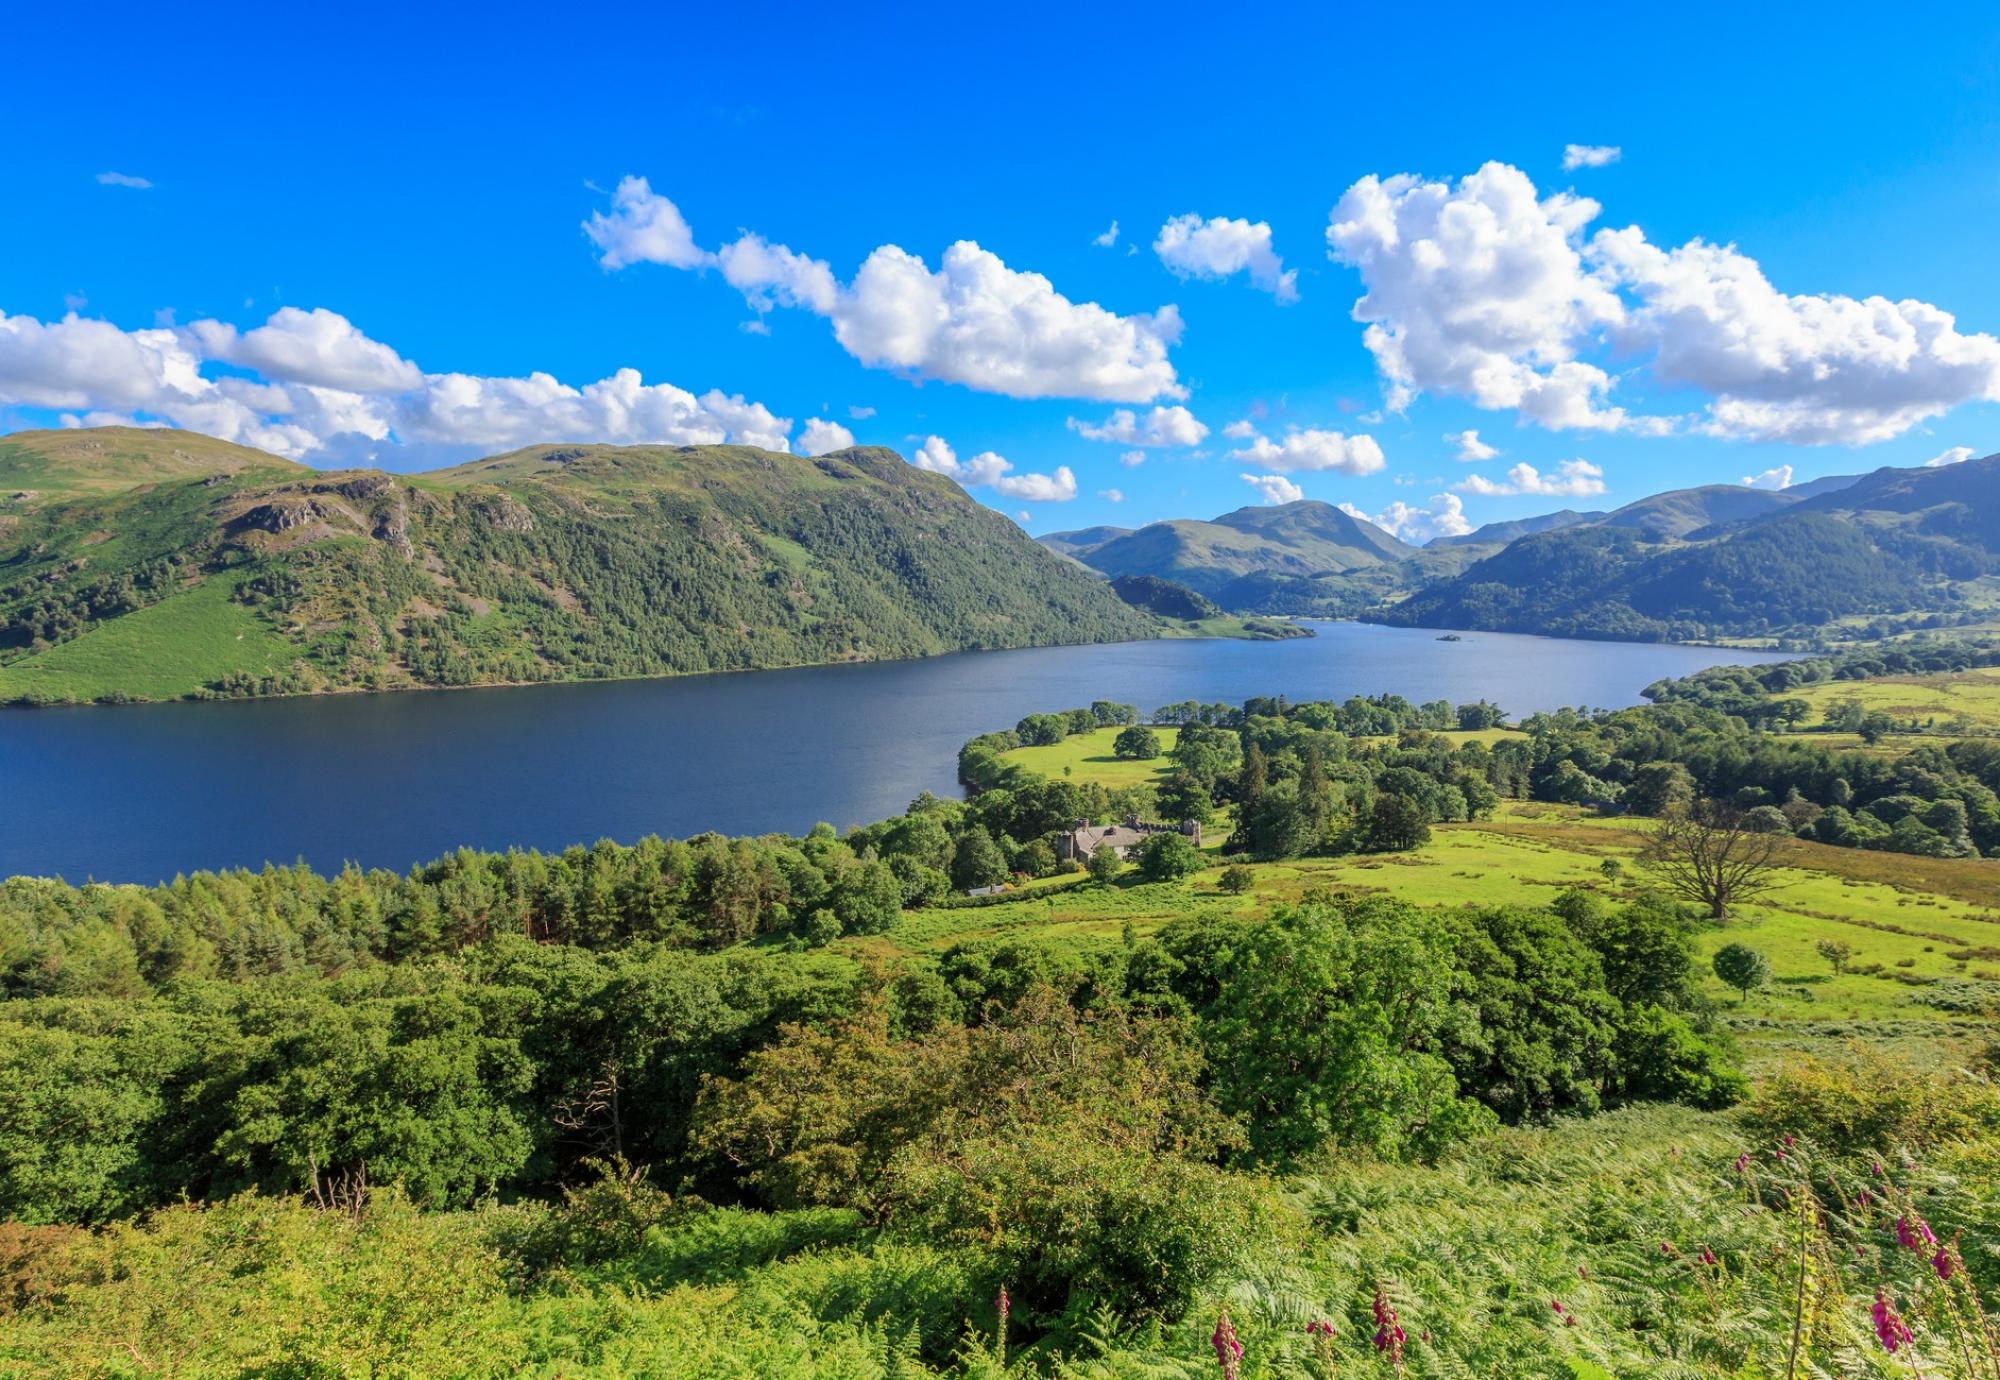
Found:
[1306,1319,1336,1377]
[1212,1309,1242,1380]
[1872,1160,1884,1177]
[1772,1147,1787,1164]
[1783,1134,1796,1147]
[1932,1245,1954,1281]
[1660,1241,1677,1258]
[1855,1187,1874,1208]
[1895,1215,1936,1251]
[1698,1248,1717,1266]
[1735,1152,1751,1172]
[995,1286,1009,1365]
[1372,1287,1406,1364]
[1872,1291,1914,1354]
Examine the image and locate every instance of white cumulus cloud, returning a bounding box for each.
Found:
[1221,419,1259,439]
[1328,162,1632,431]
[831,241,1183,401]
[190,307,425,394]
[1153,214,1298,303]
[1345,494,1473,543]
[797,418,856,454]
[909,434,1075,501]
[1094,220,1120,248]
[1449,429,1498,461]
[1232,427,1385,475]
[95,171,153,189]
[1327,160,2000,446]
[1119,449,1145,467]
[1594,226,2000,444]
[0,305,802,463]
[1927,445,1975,467]
[717,233,840,315]
[582,176,711,271]
[1741,465,1794,490]
[1562,144,1622,171]
[1241,473,1304,504]
[588,179,1186,403]
[1067,404,1208,447]
[1454,459,1607,497]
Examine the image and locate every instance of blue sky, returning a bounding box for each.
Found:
[3,1,1999,542]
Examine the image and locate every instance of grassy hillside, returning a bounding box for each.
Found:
[0,427,308,504]
[1380,456,2000,642]
[0,429,1156,705]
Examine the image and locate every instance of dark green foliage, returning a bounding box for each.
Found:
[1107,574,1220,620]
[1135,832,1203,882]
[1112,725,1161,759]
[1201,899,1499,1165]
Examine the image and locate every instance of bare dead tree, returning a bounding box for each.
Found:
[1641,798,1783,920]
[552,1057,627,1161]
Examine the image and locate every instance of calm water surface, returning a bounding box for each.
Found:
[1,624,1784,882]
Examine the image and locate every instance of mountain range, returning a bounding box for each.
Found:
[0,428,1151,705]
[1044,455,2000,642]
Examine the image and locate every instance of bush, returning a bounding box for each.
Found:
[1217,864,1255,895]
[1743,1050,2000,1153]
[499,1157,688,1274]
[887,1129,1295,1321]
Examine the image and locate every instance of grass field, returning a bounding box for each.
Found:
[998,724,1183,788]
[1793,665,2000,730]
[952,722,2000,1063]
[0,568,293,702]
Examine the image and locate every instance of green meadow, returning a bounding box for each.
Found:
[0,567,294,703]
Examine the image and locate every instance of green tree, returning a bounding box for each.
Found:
[1203,899,1497,1165]
[1365,793,1431,852]
[1137,831,1203,883]
[1217,864,1255,895]
[1113,725,1162,760]
[1712,942,1771,1003]
[1815,938,1855,975]
[950,829,1008,891]
[1087,843,1124,883]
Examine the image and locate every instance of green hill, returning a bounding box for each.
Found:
[1377,457,2000,641]
[1043,499,1415,597]
[0,428,1155,705]
[0,426,308,504]
[1595,483,1801,538]
[1429,507,1603,548]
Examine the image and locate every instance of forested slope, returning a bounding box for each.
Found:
[0,429,1153,704]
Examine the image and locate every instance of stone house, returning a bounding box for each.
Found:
[1053,815,1201,863]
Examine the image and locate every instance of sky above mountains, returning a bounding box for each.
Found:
[3,2,1998,542]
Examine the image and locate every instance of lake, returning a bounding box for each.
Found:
[0,624,1784,883]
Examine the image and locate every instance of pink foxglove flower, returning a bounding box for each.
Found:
[1212,1310,1242,1380]
[1872,1292,1914,1354]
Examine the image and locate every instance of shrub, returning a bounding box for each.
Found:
[1217,864,1255,895]
[1743,1049,2000,1153]
[887,1128,1295,1321]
